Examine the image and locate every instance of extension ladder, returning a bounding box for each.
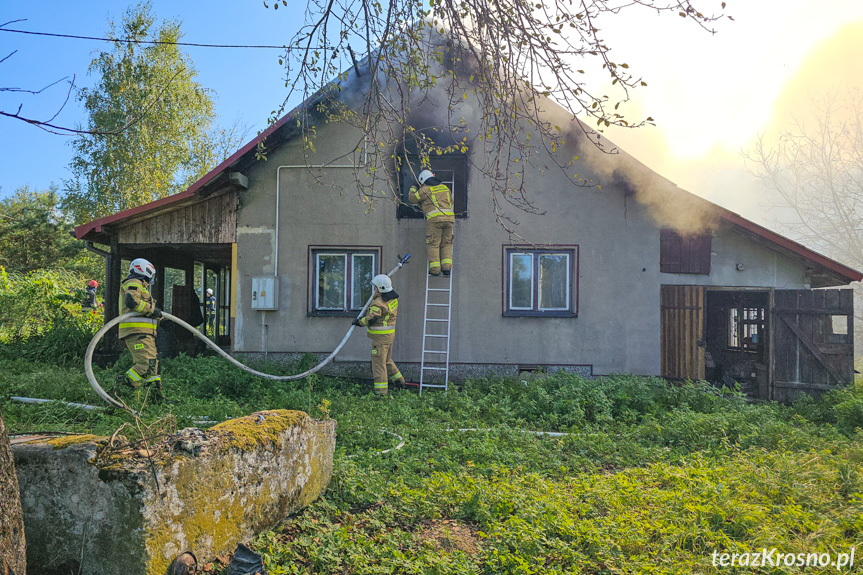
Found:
[419,270,452,395]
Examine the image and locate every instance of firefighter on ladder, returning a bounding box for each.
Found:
[114,258,169,403]
[409,169,454,276]
[352,274,406,395]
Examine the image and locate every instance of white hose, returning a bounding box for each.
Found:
[85,255,411,408]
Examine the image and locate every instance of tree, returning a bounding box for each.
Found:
[265,0,728,231]
[745,88,863,350]
[62,2,245,224]
[0,185,100,276]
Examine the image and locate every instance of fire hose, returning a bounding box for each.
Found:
[85,254,411,408]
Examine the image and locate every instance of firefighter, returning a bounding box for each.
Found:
[83,280,98,308]
[205,288,216,334]
[351,274,406,395]
[409,169,455,276]
[115,258,168,403]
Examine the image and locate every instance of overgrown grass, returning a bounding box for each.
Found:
[2,353,863,573]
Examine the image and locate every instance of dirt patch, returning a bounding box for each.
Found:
[417,520,481,555]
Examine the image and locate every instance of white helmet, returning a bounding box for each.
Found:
[129,258,156,280]
[371,274,393,293]
[206,288,213,295]
[417,169,434,185]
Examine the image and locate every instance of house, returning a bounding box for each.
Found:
[74,39,860,402]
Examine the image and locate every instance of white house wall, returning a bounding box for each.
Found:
[234,116,809,377]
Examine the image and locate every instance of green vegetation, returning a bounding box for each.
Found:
[0,267,102,365]
[0,185,101,276]
[2,350,862,573]
[62,1,247,224]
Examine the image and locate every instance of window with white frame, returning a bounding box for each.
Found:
[504,247,577,317]
[311,249,379,315]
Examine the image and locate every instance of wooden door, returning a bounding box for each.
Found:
[773,289,854,402]
[661,285,705,380]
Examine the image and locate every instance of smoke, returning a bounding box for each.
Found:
[545,98,722,234]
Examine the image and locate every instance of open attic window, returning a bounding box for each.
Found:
[398,155,468,219]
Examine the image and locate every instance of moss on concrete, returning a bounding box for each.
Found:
[45,434,105,450]
[210,410,308,450]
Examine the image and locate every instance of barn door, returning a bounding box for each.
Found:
[661,285,705,380]
[773,289,854,402]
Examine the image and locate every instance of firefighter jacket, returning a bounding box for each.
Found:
[409,183,455,222]
[359,291,399,341]
[118,276,159,339]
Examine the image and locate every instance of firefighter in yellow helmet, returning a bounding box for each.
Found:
[114,258,169,403]
[409,169,455,276]
[351,274,406,395]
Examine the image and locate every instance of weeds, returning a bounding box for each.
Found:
[2,356,863,573]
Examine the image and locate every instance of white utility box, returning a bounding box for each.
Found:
[251,276,279,310]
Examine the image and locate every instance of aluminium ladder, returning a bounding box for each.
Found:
[419,270,452,395]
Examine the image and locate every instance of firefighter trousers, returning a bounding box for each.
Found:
[122,334,161,390]
[370,335,404,394]
[426,219,454,273]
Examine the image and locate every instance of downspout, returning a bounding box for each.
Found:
[85,241,110,259]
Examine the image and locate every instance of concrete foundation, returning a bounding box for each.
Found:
[12,410,336,575]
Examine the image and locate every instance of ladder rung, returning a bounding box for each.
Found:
[424,334,448,338]
[421,384,448,388]
[427,288,450,292]
[423,366,447,371]
[426,319,448,322]
[424,350,447,353]
[427,303,449,307]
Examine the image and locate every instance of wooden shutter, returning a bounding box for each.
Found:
[660,229,711,274]
[661,285,706,380]
[773,289,854,402]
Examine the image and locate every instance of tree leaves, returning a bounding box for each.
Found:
[62,3,241,224]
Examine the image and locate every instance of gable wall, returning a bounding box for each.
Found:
[233,114,809,376]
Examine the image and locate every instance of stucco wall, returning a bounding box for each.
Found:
[233,101,810,377]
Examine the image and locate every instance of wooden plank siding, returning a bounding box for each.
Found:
[661,285,705,380]
[773,289,854,402]
[115,191,237,245]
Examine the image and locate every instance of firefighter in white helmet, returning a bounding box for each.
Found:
[115,258,169,403]
[409,169,455,276]
[351,274,406,395]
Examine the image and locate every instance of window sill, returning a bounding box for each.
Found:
[308,310,363,318]
[503,311,577,318]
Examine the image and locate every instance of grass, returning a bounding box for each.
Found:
[2,353,863,573]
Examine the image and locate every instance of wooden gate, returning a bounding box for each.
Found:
[773,289,854,402]
[661,285,705,380]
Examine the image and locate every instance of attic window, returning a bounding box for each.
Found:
[660,229,711,274]
[398,155,468,219]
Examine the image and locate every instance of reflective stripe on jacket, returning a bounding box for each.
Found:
[118,277,158,338]
[409,183,455,221]
[360,294,398,340]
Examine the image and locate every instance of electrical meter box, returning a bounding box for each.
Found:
[251,276,279,310]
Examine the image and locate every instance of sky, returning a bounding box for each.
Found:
[2,0,863,231]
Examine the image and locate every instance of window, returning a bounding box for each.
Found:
[310,249,379,315]
[728,306,764,351]
[504,247,577,317]
[398,155,468,219]
[660,229,711,274]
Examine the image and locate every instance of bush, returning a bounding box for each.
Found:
[0,266,100,340]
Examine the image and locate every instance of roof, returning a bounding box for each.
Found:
[73,108,300,243]
[73,73,862,286]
